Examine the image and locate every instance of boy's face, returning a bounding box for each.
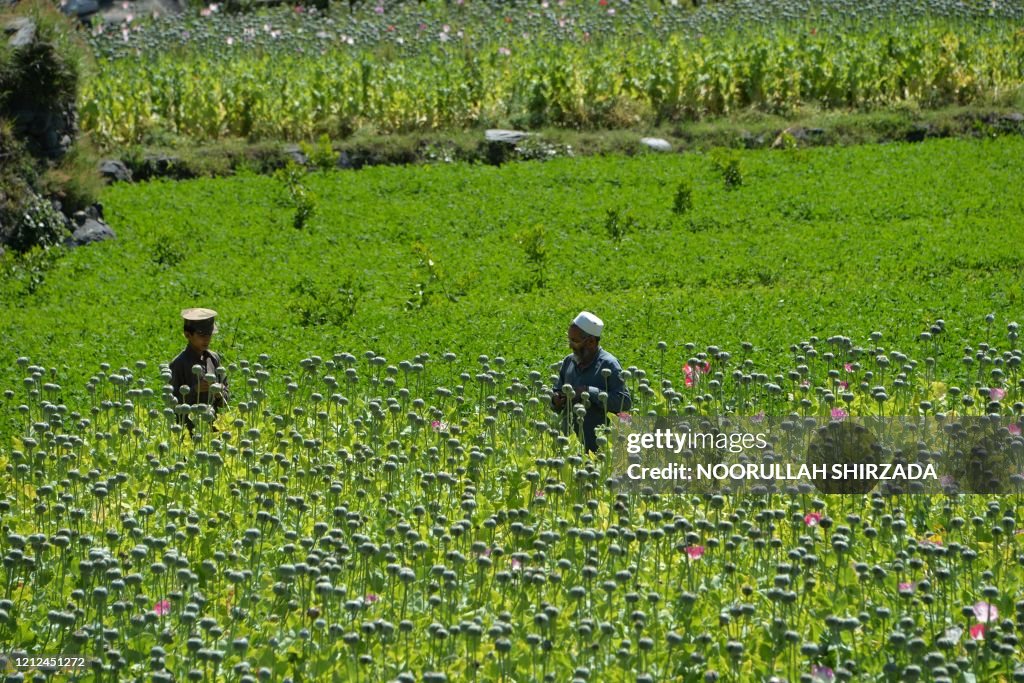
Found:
[185,330,212,355]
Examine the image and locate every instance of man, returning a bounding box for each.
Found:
[169,308,229,421]
[551,311,631,451]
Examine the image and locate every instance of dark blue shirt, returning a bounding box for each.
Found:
[552,347,631,451]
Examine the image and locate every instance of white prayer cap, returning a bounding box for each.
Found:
[572,311,604,337]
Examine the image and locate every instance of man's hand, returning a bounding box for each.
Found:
[551,390,566,410]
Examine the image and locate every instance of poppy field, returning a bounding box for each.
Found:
[3,134,1024,681]
[79,0,1024,144]
[3,338,1024,682]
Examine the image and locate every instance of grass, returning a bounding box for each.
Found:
[2,133,1024,402]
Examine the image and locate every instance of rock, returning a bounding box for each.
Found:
[60,0,99,19]
[136,153,187,179]
[65,217,115,247]
[283,144,308,166]
[4,27,79,160]
[485,129,528,144]
[4,17,35,46]
[1001,112,1024,124]
[336,150,355,170]
[772,126,826,148]
[640,137,672,152]
[99,159,132,183]
[739,131,764,149]
[906,123,930,143]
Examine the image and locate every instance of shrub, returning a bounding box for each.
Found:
[672,180,693,215]
[274,162,317,230]
[0,0,91,101]
[40,138,103,214]
[300,134,338,172]
[710,148,744,189]
[0,181,68,252]
[515,223,547,292]
[603,208,638,242]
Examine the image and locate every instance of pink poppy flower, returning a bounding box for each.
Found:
[970,623,985,640]
[365,593,379,604]
[617,412,632,423]
[430,420,448,431]
[991,387,1006,401]
[831,407,848,420]
[898,582,914,592]
[1010,423,1021,435]
[804,512,822,526]
[838,380,849,390]
[751,411,765,423]
[153,599,171,616]
[973,601,998,623]
[373,5,383,13]
[683,361,710,387]
[511,558,522,571]
[843,363,854,372]
[811,665,834,682]
[685,545,704,560]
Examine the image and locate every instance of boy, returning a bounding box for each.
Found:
[169,308,229,417]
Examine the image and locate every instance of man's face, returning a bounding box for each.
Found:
[568,325,595,363]
[185,330,212,354]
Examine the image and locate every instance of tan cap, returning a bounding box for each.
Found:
[181,307,218,334]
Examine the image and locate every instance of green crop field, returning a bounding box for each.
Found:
[4,135,1024,390]
[79,0,1024,144]
[4,135,1024,681]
